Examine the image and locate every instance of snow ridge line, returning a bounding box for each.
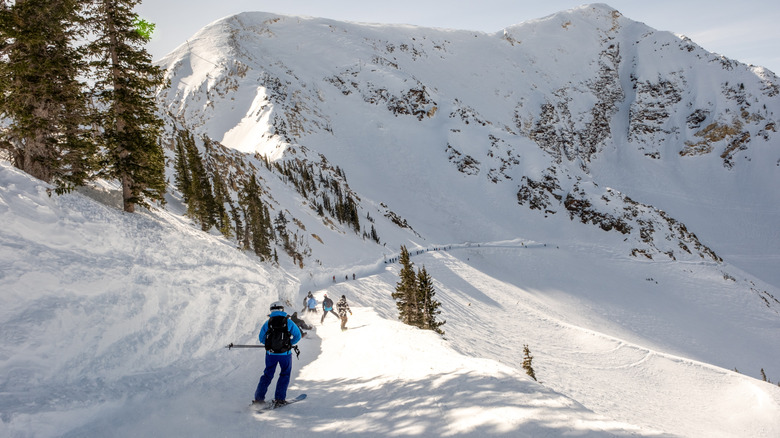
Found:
[297,239,546,296]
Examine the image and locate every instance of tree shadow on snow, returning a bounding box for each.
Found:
[251,370,672,437]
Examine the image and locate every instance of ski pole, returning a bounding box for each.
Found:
[226,343,301,359]
[226,343,265,350]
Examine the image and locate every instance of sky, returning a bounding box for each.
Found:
[137,0,780,74]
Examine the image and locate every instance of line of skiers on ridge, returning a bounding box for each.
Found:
[332,273,356,282]
[384,245,452,264]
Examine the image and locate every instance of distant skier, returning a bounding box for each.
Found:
[302,291,316,313]
[320,293,338,323]
[253,301,302,408]
[337,295,352,331]
[301,293,308,312]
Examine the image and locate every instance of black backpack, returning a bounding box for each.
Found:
[264,315,292,353]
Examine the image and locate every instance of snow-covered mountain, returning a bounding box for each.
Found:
[157,3,780,284]
[2,3,780,437]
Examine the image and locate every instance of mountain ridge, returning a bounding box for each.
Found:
[156,3,780,288]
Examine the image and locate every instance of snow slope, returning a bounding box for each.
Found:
[2,157,780,437]
[0,162,652,437]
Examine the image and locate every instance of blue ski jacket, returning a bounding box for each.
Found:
[258,310,302,355]
[307,297,317,309]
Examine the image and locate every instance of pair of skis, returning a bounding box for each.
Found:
[252,394,307,413]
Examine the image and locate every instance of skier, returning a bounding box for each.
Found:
[302,291,315,313]
[253,301,302,408]
[291,312,313,331]
[306,292,318,314]
[301,292,308,312]
[337,294,352,331]
[320,293,338,323]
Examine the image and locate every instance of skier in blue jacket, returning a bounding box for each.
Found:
[253,301,302,407]
[306,292,318,314]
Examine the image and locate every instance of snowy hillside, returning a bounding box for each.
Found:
[2,3,780,437]
[2,157,780,437]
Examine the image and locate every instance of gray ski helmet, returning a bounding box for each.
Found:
[270,301,285,311]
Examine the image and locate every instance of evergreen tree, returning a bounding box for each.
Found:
[239,174,271,259]
[417,266,445,334]
[209,167,233,238]
[392,245,418,325]
[172,130,192,203]
[263,203,274,241]
[184,133,216,230]
[202,135,231,238]
[85,0,166,212]
[172,128,218,231]
[0,0,97,190]
[274,210,288,234]
[229,205,244,248]
[522,344,537,381]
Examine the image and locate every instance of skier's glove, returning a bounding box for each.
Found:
[293,345,301,359]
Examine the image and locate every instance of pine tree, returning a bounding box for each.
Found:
[229,205,244,248]
[239,174,271,259]
[417,266,445,334]
[0,0,97,190]
[392,245,418,325]
[85,0,166,212]
[274,210,289,234]
[522,344,537,381]
[172,129,218,231]
[202,135,231,238]
[184,134,216,230]
[370,224,380,243]
[172,130,192,203]
[209,167,233,238]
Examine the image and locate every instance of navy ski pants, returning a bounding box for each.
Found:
[254,353,292,401]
